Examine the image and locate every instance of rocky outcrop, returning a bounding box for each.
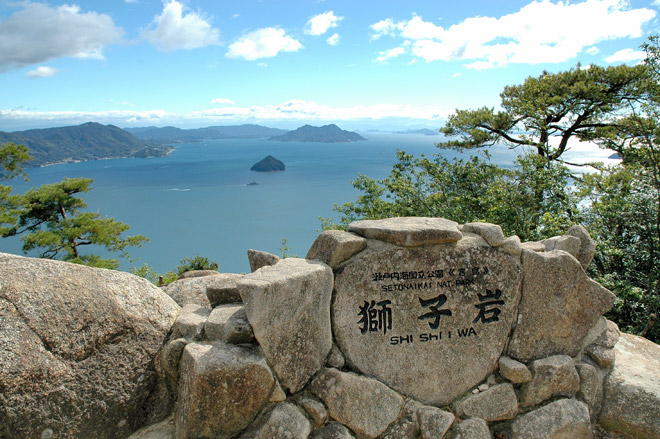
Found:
[238,258,334,393]
[4,218,660,439]
[163,273,243,308]
[599,333,660,438]
[0,253,180,439]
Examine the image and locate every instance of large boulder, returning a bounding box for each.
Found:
[237,258,334,393]
[162,273,243,308]
[310,368,404,439]
[175,342,275,439]
[599,333,660,439]
[333,229,522,405]
[507,249,615,362]
[511,399,591,439]
[0,253,180,439]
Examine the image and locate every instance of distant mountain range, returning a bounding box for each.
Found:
[0,122,173,167]
[269,124,366,143]
[125,124,288,142]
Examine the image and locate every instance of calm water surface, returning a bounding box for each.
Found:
[1,133,612,274]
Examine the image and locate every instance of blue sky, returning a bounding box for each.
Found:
[1,0,659,131]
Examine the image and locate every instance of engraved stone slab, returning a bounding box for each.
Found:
[333,237,522,405]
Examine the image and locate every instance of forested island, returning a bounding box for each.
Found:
[0,122,173,167]
[269,124,366,143]
[250,155,286,172]
[125,124,287,142]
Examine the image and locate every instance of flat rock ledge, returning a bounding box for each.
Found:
[348,217,463,246]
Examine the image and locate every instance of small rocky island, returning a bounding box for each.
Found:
[269,124,366,143]
[250,155,286,172]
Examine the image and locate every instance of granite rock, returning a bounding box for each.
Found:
[448,418,491,439]
[462,222,505,247]
[247,249,281,272]
[599,333,660,439]
[566,224,597,270]
[519,355,580,407]
[310,422,356,439]
[238,258,333,393]
[333,236,522,405]
[175,342,274,439]
[0,253,179,439]
[511,399,591,439]
[348,217,463,247]
[417,406,454,439]
[239,402,310,439]
[498,356,532,384]
[310,368,404,439]
[508,249,615,362]
[307,229,367,268]
[172,304,210,340]
[455,383,518,421]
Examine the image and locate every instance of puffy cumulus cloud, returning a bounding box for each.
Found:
[226,27,302,60]
[0,2,124,72]
[0,100,451,129]
[606,48,646,63]
[304,11,343,36]
[25,66,58,78]
[211,97,235,104]
[371,0,655,68]
[327,33,340,46]
[143,0,220,51]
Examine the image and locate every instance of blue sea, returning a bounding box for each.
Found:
[0,133,615,275]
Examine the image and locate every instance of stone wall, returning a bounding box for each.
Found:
[2,217,659,439]
[147,217,659,439]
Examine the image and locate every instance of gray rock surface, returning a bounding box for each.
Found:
[310,368,404,439]
[298,397,328,428]
[566,224,597,270]
[417,406,454,439]
[247,249,281,272]
[348,217,463,247]
[448,418,491,439]
[239,402,311,439]
[162,276,213,307]
[599,333,660,439]
[455,383,518,421]
[543,235,581,259]
[127,417,174,439]
[159,338,188,393]
[499,356,532,384]
[238,258,334,393]
[205,273,244,307]
[508,249,615,362]
[511,399,592,439]
[576,362,603,418]
[310,422,355,439]
[519,355,580,407]
[462,222,505,246]
[307,229,367,268]
[327,344,346,369]
[333,236,522,405]
[204,304,254,343]
[520,241,546,252]
[500,235,522,256]
[0,253,179,439]
[172,303,210,340]
[177,270,219,280]
[175,342,274,439]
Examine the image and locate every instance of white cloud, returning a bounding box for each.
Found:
[451,72,463,78]
[376,46,406,63]
[25,66,58,78]
[143,0,220,51]
[586,46,601,55]
[0,100,452,129]
[211,97,235,104]
[606,48,647,63]
[327,33,340,46]
[226,27,303,60]
[371,0,655,68]
[304,11,343,36]
[0,2,124,72]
